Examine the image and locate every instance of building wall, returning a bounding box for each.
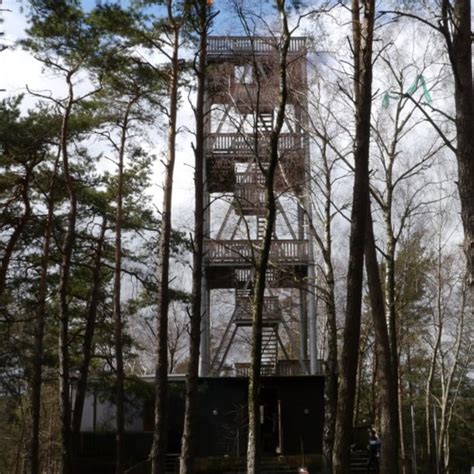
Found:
[79,376,324,458]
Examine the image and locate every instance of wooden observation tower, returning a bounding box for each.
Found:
[200,36,319,376]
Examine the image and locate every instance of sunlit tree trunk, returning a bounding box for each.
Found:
[179,1,206,471]
[30,154,59,474]
[58,74,76,474]
[246,2,291,472]
[365,202,399,474]
[72,215,107,437]
[151,3,181,472]
[333,1,375,472]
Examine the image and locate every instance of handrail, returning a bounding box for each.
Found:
[235,295,280,320]
[206,133,301,154]
[205,239,309,264]
[208,36,307,55]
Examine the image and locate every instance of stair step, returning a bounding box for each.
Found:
[350,449,376,473]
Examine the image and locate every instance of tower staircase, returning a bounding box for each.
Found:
[261,325,278,374]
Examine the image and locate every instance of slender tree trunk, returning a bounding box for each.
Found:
[322,274,337,474]
[437,284,466,474]
[425,239,443,470]
[365,202,399,474]
[380,115,404,471]
[179,3,206,471]
[30,154,59,474]
[247,4,290,472]
[113,100,135,474]
[450,0,474,296]
[151,8,180,473]
[322,155,338,474]
[333,1,374,472]
[58,76,76,474]
[398,369,408,472]
[72,215,107,437]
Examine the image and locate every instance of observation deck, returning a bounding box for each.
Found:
[204,239,309,266]
[208,36,307,57]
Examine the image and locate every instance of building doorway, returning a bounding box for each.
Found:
[260,387,281,454]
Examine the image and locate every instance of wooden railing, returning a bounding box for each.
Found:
[234,187,265,204]
[235,268,277,283]
[235,363,276,376]
[235,171,265,186]
[206,133,300,155]
[235,360,325,376]
[235,296,281,321]
[205,239,309,264]
[208,36,306,55]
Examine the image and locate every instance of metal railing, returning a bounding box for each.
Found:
[235,295,281,321]
[206,133,300,155]
[205,239,309,264]
[208,36,306,55]
[234,359,325,376]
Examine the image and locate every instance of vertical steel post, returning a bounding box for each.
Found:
[199,83,211,376]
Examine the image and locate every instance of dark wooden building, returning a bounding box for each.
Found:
[77,375,324,473]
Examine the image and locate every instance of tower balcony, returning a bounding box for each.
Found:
[208,36,307,58]
[206,132,302,158]
[204,239,309,266]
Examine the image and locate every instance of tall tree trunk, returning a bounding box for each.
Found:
[72,215,107,437]
[425,237,444,470]
[113,99,134,474]
[179,2,206,471]
[151,7,180,473]
[30,154,59,474]
[246,3,290,472]
[449,0,474,296]
[333,1,374,472]
[321,148,338,474]
[58,75,76,474]
[365,202,399,474]
[380,116,404,472]
[322,273,338,473]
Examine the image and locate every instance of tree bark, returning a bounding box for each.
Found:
[333,1,375,472]
[151,5,181,473]
[30,154,59,474]
[113,98,135,474]
[246,3,291,472]
[179,2,206,472]
[321,145,338,474]
[58,74,76,474]
[449,0,474,295]
[72,215,107,437]
[365,202,399,474]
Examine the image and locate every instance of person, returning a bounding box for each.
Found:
[367,429,381,473]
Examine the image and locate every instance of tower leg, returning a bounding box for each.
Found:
[199,281,210,375]
[307,266,318,374]
[299,288,308,362]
